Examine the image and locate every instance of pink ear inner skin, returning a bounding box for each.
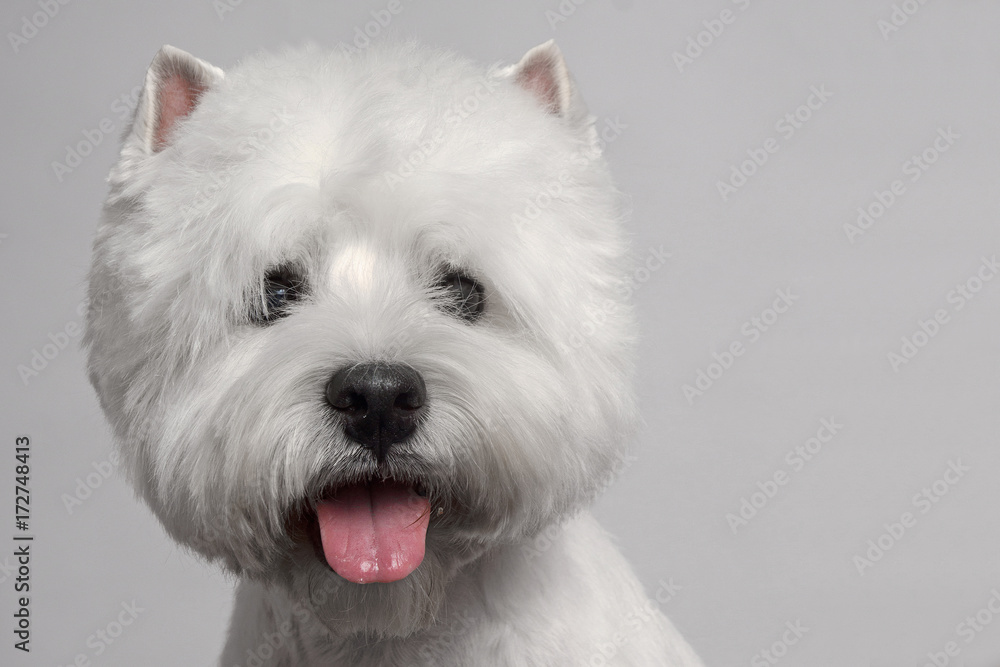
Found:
[516,58,562,115]
[154,72,206,151]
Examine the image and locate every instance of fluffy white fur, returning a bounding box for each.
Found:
[85,40,704,666]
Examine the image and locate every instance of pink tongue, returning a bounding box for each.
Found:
[316,481,430,584]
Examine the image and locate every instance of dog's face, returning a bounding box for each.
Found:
[86,42,636,636]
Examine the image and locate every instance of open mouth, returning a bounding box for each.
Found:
[309,479,431,584]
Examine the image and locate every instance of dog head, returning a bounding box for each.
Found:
[85,41,636,636]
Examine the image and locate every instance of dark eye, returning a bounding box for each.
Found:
[437,271,485,322]
[251,266,305,324]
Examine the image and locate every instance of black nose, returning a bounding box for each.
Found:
[325,362,426,463]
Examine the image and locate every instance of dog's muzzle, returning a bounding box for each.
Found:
[325,362,426,463]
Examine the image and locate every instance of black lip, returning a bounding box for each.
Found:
[304,506,328,568]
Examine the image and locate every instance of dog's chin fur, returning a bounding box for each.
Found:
[285,548,453,638]
[85,40,704,665]
[271,502,497,639]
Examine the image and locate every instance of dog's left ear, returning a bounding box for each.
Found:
[505,40,577,117]
[131,45,225,154]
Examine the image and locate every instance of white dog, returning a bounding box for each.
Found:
[84,39,704,666]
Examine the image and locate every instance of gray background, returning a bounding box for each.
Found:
[3,1,999,665]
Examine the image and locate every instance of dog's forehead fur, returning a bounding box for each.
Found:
[99,43,627,357]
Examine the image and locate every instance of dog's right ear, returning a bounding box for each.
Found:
[506,41,574,117]
[131,45,224,154]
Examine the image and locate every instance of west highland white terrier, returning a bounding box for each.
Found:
[84,39,704,666]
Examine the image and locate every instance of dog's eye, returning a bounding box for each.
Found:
[251,267,305,324]
[437,271,485,322]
